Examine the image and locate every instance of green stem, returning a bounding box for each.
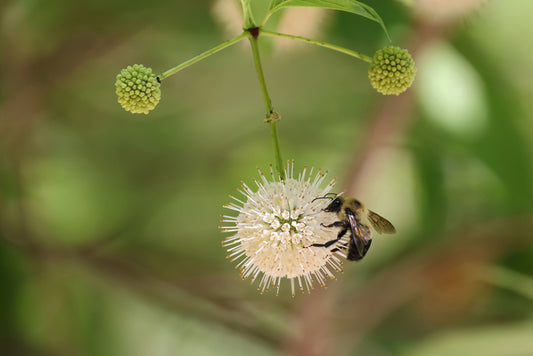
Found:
[261,30,373,63]
[240,0,256,28]
[269,121,284,179]
[158,32,247,80]
[247,31,285,180]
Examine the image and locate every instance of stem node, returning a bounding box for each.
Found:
[264,111,280,123]
[247,27,260,39]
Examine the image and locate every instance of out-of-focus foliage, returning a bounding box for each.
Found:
[1,0,532,355]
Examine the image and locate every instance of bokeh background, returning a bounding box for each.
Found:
[1,0,533,355]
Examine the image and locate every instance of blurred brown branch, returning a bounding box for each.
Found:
[336,214,533,352]
[285,20,446,356]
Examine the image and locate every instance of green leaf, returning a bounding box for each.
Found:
[265,0,390,40]
[240,0,257,28]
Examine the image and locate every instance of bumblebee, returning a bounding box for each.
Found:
[309,194,396,261]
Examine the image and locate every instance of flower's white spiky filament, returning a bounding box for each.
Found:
[221,162,348,296]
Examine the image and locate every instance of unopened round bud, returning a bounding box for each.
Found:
[368,46,416,95]
[115,64,161,114]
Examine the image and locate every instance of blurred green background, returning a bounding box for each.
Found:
[1,0,533,355]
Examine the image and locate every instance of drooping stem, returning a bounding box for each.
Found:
[247,30,285,180]
[158,32,247,80]
[261,30,373,63]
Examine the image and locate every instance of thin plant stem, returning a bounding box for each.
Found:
[247,31,285,180]
[240,0,256,28]
[261,30,373,63]
[158,32,247,80]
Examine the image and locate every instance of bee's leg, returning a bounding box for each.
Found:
[320,221,349,229]
[307,227,348,248]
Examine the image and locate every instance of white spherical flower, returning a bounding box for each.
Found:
[221,163,348,296]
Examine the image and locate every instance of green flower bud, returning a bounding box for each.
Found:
[115,64,161,114]
[368,46,416,96]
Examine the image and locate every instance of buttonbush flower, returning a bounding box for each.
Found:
[115,64,161,114]
[221,163,348,296]
[368,46,416,95]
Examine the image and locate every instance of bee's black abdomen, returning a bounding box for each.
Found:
[347,239,372,261]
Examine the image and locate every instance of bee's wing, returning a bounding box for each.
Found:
[346,209,368,258]
[368,210,396,234]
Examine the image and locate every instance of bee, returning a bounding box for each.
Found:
[308,194,396,261]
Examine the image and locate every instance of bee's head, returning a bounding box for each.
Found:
[324,197,344,213]
[311,193,343,213]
